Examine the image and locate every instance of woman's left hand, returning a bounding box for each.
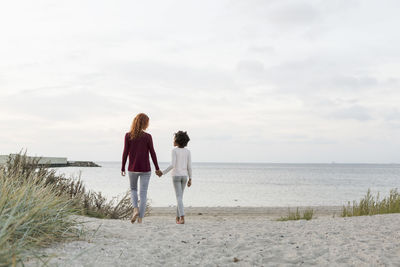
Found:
[121,171,126,176]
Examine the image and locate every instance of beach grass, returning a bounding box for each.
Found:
[342,188,400,217]
[0,153,151,266]
[277,208,314,221]
[0,157,80,266]
[4,153,146,219]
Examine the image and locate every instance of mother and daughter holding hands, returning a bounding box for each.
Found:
[121,113,192,224]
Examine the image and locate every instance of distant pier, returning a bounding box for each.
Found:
[0,154,100,167]
[67,161,100,167]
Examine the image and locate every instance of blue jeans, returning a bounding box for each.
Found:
[173,176,188,217]
[128,172,151,218]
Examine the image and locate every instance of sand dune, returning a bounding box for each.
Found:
[26,208,400,266]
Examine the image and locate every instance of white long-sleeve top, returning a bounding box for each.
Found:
[162,147,192,179]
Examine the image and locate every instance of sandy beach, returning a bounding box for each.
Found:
[25,207,400,266]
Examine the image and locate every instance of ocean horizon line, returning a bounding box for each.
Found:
[92,161,400,165]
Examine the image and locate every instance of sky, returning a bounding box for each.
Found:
[0,0,399,163]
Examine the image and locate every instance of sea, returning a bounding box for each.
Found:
[53,162,400,207]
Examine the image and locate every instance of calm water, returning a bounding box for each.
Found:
[54,162,400,207]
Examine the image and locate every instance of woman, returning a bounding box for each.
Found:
[121,113,161,223]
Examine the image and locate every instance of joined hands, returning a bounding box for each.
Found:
[156,170,163,177]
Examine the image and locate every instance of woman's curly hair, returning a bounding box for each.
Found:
[129,113,149,140]
[174,131,190,148]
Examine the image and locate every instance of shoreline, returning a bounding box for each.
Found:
[150,206,343,218]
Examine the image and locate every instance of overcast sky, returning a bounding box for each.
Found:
[0,0,399,163]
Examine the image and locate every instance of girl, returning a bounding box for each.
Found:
[121,113,162,224]
[160,131,192,224]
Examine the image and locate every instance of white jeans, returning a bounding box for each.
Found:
[173,176,188,217]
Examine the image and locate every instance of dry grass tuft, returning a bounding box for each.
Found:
[277,207,314,221]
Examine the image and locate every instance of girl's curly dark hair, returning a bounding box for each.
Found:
[174,131,190,148]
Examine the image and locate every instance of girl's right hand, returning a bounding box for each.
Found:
[121,171,126,176]
[187,179,192,187]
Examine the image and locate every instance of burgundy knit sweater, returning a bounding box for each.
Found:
[121,132,160,172]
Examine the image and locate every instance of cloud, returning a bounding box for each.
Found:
[236,60,265,72]
[248,45,275,54]
[103,60,238,92]
[228,0,320,25]
[0,89,123,122]
[236,60,265,77]
[265,2,320,27]
[0,0,400,162]
[279,134,337,145]
[330,75,378,90]
[385,109,400,121]
[328,105,372,121]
